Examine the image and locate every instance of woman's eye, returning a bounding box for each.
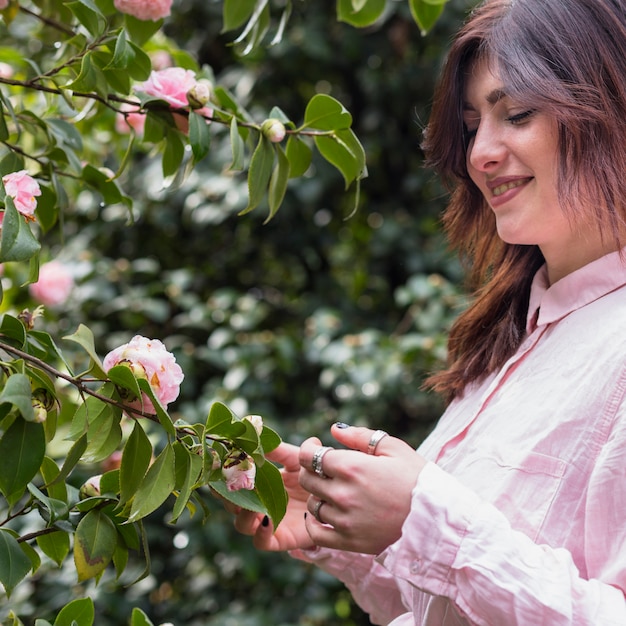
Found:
[506,109,535,124]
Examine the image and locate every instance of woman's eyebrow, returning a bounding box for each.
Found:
[463,88,508,111]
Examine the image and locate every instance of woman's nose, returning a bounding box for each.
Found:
[467,123,506,172]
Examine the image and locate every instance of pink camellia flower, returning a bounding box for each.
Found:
[222,451,256,492]
[142,67,197,109]
[113,0,171,21]
[140,67,213,133]
[103,335,184,413]
[0,0,9,10]
[2,170,41,220]
[115,102,146,136]
[29,261,74,307]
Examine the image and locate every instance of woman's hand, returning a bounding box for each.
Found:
[232,442,317,552]
[299,424,426,555]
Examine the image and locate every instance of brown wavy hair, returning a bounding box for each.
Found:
[423,0,626,400]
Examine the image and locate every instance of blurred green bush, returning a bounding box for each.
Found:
[0,0,476,623]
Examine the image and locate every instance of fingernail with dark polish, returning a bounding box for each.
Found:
[334,422,351,429]
[262,515,269,527]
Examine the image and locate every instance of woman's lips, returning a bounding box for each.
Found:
[488,177,533,207]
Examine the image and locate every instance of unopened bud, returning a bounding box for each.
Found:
[79,475,102,499]
[187,79,212,109]
[244,414,264,436]
[261,118,286,143]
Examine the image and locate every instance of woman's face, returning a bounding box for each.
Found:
[463,56,613,282]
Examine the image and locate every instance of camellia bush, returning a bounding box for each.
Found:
[0,0,455,624]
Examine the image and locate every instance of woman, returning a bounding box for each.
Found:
[234,0,626,623]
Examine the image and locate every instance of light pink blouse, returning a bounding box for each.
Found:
[295,248,626,625]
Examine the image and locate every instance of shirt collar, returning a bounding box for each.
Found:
[527,247,626,332]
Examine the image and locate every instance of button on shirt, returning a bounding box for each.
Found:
[293,248,626,625]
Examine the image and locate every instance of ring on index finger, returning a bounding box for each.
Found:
[311,446,333,478]
[367,429,388,455]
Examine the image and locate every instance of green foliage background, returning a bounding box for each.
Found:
[1,0,476,623]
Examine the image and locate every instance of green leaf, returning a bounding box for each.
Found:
[0,419,45,497]
[66,0,106,37]
[53,598,95,626]
[28,483,70,524]
[189,112,211,165]
[240,134,274,215]
[119,420,152,507]
[49,434,88,488]
[81,163,129,206]
[0,373,34,422]
[127,42,152,81]
[0,530,31,596]
[408,0,447,35]
[107,363,142,405]
[265,144,290,222]
[229,117,245,171]
[136,377,176,437]
[206,402,246,438]
[285,136,312,178]
[127,444,176,523]
[337,0,386,27]
[130,608,155,626]
[82,408,121,464]
[37,531,70,567]
[254,458,288,526]
[0,197,41,263]
[63,324,108,379]
[74,510,117,582]
[124,14,163,46]
[210,479,267,514]
[64,52,100,92]
[222,0,256,31]
[0,314,27,348]
[105,28,132,70]
[0,98,8,141]
[162,129,185,178]
[303,94,352,131]
[170,443,203,523]
[314,128,367,189]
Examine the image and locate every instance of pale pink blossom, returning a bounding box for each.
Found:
[113,0,171,21]
[115,102,145,135]
[0,62,13,79]
[142,67,197,108]
[2,170,41,220]
[103,335,184,413]
[140,67,213,133]
[29,261,74,306]
[150,50,173,70]
[222,451,256,491]
[0,0,9,10]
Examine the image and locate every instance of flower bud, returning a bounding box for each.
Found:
[222,451,256,492]
[244,414,263,436]
[186,79,212,109]
[32,388,55,423]
[79,475,102,499]
[261,118,286,143]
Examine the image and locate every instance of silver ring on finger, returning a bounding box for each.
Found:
[367,429,388,455]
[312,499,326,523]
[311,446,333,478]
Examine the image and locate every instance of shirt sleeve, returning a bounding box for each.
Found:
[379,460,626,626]
[289,547,408,625]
